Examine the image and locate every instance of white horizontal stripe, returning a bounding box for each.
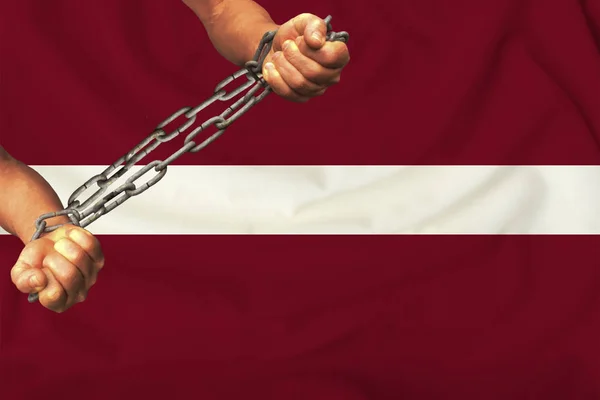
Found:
[1,166,599,235]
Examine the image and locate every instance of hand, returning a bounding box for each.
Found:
[262,13,350,102]
[10,225,104,313]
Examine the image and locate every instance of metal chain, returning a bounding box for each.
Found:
[27,15,349,303]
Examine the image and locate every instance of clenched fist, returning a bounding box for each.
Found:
[262,13,350,102]
[10,225,104,313]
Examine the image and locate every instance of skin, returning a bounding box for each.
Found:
[262,15,350,102]
[183,0,350,102]
[11,225,104,312]
[4,1,350,313]
[1,146,104,313]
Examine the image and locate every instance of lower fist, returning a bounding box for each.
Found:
[10,225,104,313]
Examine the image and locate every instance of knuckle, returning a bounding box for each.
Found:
[70,228,94,248]
[297,13,315,21]
[53,225,69,236]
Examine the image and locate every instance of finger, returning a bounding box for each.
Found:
[11,239,55,294]
[54,237,96,290]
[297,39,350,70]
[43,249,86,305]
[67,228,104,268]
[38,268,68,313]
[11,260,48,294]
[262,60,309,103]
[292,13,327,49]
[270,51,326,98]
[65,228,104,286]
[282,39,341,86]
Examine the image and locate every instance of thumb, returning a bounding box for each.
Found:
[11,239,54,294]
[11,260,48,294]
[293,14,327,49]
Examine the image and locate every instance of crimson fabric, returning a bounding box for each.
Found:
[1,1,600,399]
[1,235,599,399]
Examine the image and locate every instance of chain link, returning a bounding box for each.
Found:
[26,15,349,303]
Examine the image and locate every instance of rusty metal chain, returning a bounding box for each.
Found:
[27,15,349,303]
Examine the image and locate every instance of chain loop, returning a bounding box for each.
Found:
[26,15,349,303]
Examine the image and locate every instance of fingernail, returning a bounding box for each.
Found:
[312,31,323,43]
[263,62,277,80]
[68,228,88,246]
[262,63,270,80]
[282,40,292,51]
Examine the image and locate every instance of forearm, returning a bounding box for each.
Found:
[0,149,68,244]
[183,0,278,65]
